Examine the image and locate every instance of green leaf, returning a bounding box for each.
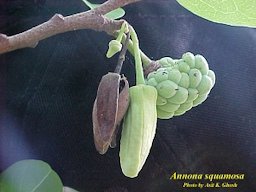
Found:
[82,0,125,20]
[63,186,80,192]
[0,160,63,192]
[176,0,256,28]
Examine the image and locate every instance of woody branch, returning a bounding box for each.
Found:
[0,0,141,54]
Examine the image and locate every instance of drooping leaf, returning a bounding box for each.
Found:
[82,0,125,20]
[176,0,256,28]
[0,159,63,192]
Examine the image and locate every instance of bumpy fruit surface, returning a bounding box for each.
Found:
[146,52,215,119]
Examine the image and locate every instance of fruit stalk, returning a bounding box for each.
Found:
[119,25,158,178]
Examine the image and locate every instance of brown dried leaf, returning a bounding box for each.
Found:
[110,75,129,148]
[93,72,129,154]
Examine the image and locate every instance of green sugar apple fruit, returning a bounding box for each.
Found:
[146,52,215,119]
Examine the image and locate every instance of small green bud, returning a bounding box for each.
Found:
[106,40,122,58]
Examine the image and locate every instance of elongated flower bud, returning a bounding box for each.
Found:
[119,85,157,178]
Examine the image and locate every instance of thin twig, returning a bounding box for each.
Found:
[0,0,141,54]
[118,32,152,66]
[115,31,130,74]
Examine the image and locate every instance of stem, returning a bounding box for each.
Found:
[129,26,145,85]
[119,33,152,67]
[114,31,130,74]
[140,49,152,67]
[0,0,142,54]
[116,22,127,42]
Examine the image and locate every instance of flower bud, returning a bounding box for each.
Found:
[106,40,122,58]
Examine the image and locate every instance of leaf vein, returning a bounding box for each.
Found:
[30,169,52,192]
